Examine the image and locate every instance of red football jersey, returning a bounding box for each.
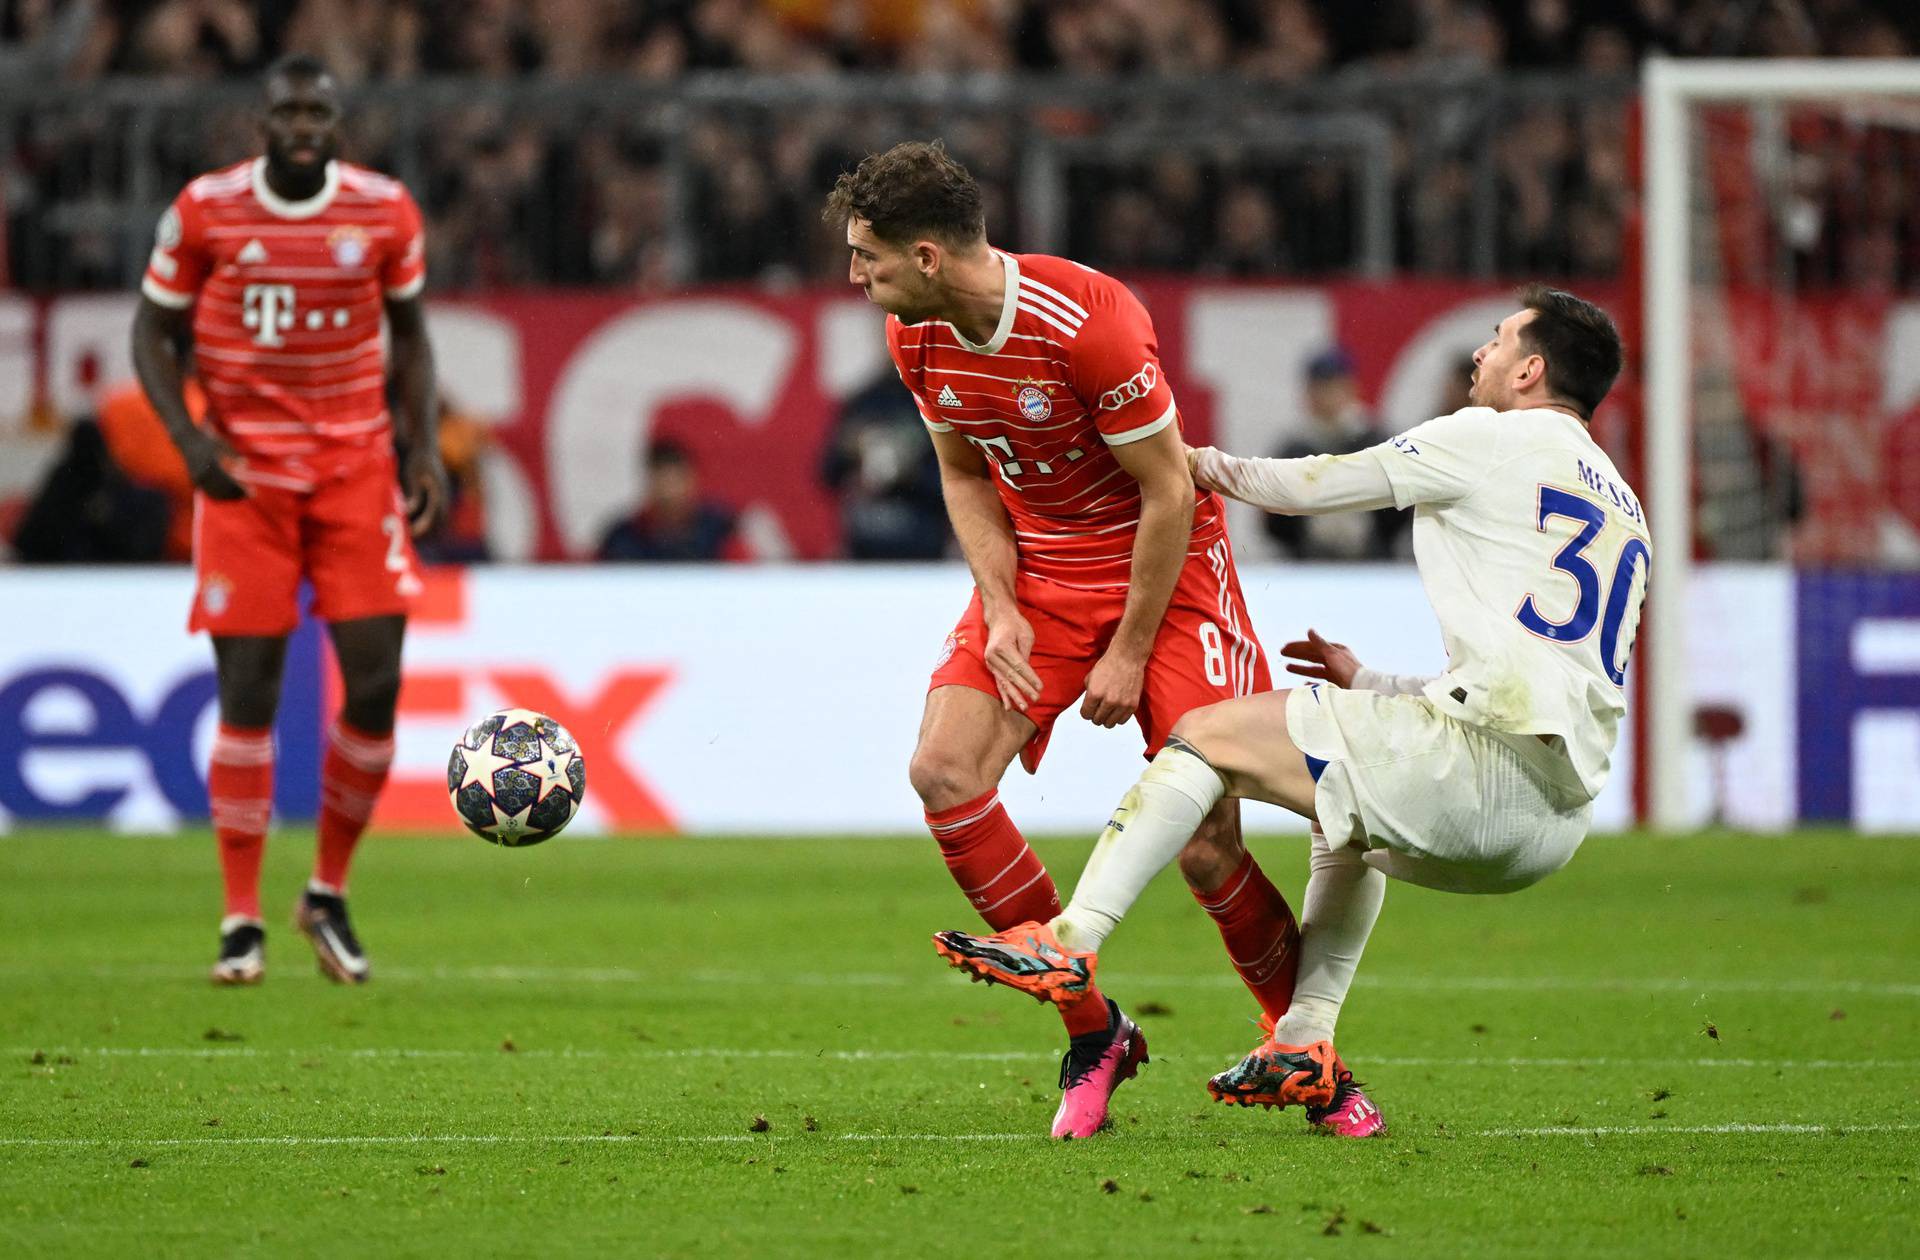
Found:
[142,158,426,486]
[887,251,1227,589]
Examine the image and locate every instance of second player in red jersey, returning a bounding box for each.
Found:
[130,55,446,990]
[825,142,1298,1141]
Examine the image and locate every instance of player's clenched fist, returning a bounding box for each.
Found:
[1080,645,1146,728]
[984,607,1043,713]
[180,428,248,500]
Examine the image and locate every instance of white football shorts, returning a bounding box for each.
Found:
[1285,683,1592,894]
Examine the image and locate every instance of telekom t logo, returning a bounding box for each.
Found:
[242,284,297,347]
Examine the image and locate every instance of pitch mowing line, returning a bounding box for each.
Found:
[13,1046,1920,1072]
[1483,1122,1920,1138]
[5,1123,1918,1150]
[6,963,1918,996]
[0,1134,761,1148]
[422,967,1920,997]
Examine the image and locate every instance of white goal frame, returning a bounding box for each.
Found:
[1642,57,1920,830]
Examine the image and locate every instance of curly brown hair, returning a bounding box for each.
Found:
[1516,284,1624,419]
[821,140,986,248]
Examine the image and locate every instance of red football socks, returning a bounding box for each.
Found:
[926,789,1060,928]
[312,720,394,893]
[925,789,1111,1037]
[208,724,273,921]
[1191,850,1300,1023]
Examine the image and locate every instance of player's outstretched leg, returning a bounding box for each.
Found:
[932,919,1097,1005]
[1204,1024,1383,1136]
[1206,825,1387,1135]
[1205,1020,1338,1110]
[930,731,1227,996]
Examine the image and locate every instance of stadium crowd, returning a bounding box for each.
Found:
[10,1,1913,83]
[4,0,1916,291]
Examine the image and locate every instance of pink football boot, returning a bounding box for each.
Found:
[1051,1000,1149,1139]
[1307,1056,1387,1138]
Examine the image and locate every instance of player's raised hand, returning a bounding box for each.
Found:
[179,428,247,501]
[1281,628,1361,689]
[1080,645,1145,728]
[984,608,1043,713]
[403,448,450,537]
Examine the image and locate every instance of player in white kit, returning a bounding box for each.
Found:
[933,286,1646,1127]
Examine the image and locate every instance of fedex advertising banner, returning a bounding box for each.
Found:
[0,561,1843,838]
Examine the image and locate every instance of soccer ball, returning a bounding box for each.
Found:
[447,708,587,846]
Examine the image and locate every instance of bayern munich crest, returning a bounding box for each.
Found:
[328,226,370,268]
[1015,385,1053,423]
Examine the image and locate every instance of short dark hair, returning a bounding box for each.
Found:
[266,52,334,88]
[821,140,986,248]
[1515,284,1624,419]
[648,437,692,469]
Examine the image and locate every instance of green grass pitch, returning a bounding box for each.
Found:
[2,828,1915,1257]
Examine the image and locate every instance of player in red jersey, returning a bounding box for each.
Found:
[824,142,1323,1138]
[129,55,446,987]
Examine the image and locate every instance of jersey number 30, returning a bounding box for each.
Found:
[1515,487,1650,686]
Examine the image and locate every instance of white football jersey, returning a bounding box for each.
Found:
[1371,406,1650,801]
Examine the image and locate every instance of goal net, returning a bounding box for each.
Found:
[1643,59,1920,831]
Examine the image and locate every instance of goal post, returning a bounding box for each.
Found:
[1641,58,1920,831]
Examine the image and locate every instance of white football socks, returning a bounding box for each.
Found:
[1052,739,1226,953]
[1270,824,1387,1047]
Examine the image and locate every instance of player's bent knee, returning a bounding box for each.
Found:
[907,745,992,812]
[1168,701,1236,759]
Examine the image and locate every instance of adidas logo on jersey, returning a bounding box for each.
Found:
[936,385,961,408]
[237,239,269,264]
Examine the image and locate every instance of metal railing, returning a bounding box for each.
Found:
[0,70,1637,291]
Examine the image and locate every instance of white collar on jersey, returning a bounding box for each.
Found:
[250,158,341,220]
[946,250,1020,355]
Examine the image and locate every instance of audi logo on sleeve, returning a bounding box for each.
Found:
[1097,362,1159,412]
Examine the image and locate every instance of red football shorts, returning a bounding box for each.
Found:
[930,538,1271,771]
[189,448,422,636]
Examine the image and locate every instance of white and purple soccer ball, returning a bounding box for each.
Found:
[447,708,586,846]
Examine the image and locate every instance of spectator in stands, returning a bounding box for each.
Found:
[820,370,950,560]
[11,417,170,563]
[597,437,743,562]
[11,0,1920,292]
[94,376,201,562]
[1263,346,1406,561]
[0,0,101,81]
[1203,183,1289,276]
